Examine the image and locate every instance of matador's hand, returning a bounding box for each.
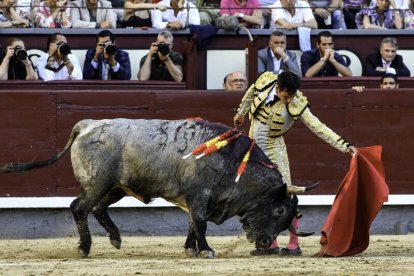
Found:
[347,145,358,157]
[233,113,244,130]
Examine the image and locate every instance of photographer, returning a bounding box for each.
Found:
[36,33,83,81]
[0,38,37,80]
[83,30,131,80]
[138,31,183,82]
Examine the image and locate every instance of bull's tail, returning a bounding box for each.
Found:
[1,126,80,173]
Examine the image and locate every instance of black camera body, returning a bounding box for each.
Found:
[99,42,117,56]
[157,42,170,56]
[13,46,27,61]
[56,42,71,56]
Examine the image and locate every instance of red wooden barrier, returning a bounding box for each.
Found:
[0,88,412,196]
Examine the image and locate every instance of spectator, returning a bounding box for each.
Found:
[271,0,318,30]
[196,0,220,25]
[0,0,30,28]
[138,30,183,82]
[109,0,124,26]
[343,0,370,29]
[0,37,38,80]
[36,32,83,81]
[363,37,410,76]
[33,0,71,28]
[122,0,167,28]
[301,31,352,77]
[308,0,347,29]
[83,30,131,80]
[370,0,409,9]
[355,0,402,29]
[218,0,262,29]
[259,0,276,29]
[152,0,200,29]
[71,0,117,28]
[380,72,399,88]
[258,30,301,76]
[223,71,247,90]
[403,0,414,28]
[16,0,32,21]
[352,73,399,92]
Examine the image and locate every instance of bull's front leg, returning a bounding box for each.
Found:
[192,218,215,258]
[184,215,197,257]
[186,190,215,259]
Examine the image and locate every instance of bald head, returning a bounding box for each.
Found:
[223,71,247,90]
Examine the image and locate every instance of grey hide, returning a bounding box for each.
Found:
[1,118,299,258]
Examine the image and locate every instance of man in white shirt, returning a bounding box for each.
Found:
[36,32,83,81]
[152,0,200,29]
[271,0,317,29]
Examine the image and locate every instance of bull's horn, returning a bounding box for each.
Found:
[305,181,320,192]
[287,185,306,194]
[288,224,314,237]
[287,182,320,194]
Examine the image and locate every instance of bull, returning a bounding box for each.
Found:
[1,119,314,258]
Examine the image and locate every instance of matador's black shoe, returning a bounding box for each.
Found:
[250,247,279,256]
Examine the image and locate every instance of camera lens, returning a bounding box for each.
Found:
[105,44,117,56]
[15,49,27,60]
[157,43,170,56]
[58,43,71,56]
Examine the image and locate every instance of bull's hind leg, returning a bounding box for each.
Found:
[70,188,110,258]
[70,196,93,257]
[92,188,126,250]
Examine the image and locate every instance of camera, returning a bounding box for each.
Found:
[157,42,170,56]
[13,46,27,60]
[56,41,71,56]
[99,42,117,56]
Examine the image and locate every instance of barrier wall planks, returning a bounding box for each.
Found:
[0,88,413,197]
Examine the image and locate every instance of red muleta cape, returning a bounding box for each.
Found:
[315,146,389,257]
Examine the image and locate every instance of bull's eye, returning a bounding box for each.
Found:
[273,207,286,217]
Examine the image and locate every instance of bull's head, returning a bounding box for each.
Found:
[239,184,299,248]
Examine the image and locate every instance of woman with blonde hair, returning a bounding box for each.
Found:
[355,0,402,29]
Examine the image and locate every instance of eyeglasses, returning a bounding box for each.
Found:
[231,79,247,83]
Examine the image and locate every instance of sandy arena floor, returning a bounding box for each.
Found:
[0,234,412,275]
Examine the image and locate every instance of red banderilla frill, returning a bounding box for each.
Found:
[235,139,255,182]
[182,129,235,159]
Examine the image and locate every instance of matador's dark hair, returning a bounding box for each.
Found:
[277,71,301,96]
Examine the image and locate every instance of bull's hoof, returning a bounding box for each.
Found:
[250,247,279,256]
[199,250,216,259]
[184,248,197,257]
[110,238,121,249]
[77,246,90,258]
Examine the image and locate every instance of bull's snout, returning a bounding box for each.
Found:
[256,237,272,248]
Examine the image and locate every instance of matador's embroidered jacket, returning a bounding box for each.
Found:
[237,71,351,154]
